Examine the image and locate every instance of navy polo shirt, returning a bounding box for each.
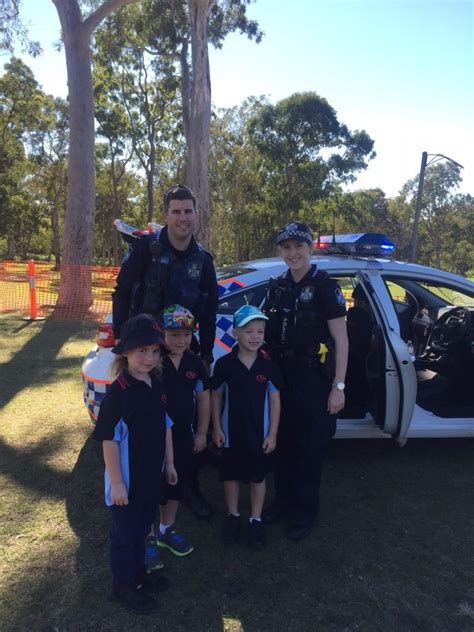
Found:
[162,350,209,435]
[212,348,282,454]
[93,371,172,506]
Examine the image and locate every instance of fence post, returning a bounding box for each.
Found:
[23,259,45,321]
[28,260,38,319]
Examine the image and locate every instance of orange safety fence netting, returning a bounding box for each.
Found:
[0,260,120,322]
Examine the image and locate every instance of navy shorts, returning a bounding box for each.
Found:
[162,430,194,502]
[218,448,274,484]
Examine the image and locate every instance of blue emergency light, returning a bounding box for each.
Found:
[313,233,395,257]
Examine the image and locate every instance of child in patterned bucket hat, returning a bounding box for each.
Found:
[144,305,211,565]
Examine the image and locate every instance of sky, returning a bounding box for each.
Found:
[4,0,474,198]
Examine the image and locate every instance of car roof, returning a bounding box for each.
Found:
[217,255,474,289]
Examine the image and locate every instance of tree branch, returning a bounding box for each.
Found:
[82,0,139,39]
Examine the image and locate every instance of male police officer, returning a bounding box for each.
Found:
[112,184,218,517]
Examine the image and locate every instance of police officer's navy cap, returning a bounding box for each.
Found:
[112,314,164,354]
[233,305,269,328]
[276,221,313,245]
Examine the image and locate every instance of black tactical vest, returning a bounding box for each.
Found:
[141,236,207,317]
[265,267,331,355]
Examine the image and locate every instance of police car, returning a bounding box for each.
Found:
[82,231,474,445]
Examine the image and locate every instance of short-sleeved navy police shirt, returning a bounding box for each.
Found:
[212,348,282,455]
[93,371,172,507]
[162,350,209,435]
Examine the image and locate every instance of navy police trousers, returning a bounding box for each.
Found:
[274,364,336,524]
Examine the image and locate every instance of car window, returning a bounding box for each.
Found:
[385,281,411,306]
[418,282,474,307]
[216,265,257,281]
[218,283,268,314]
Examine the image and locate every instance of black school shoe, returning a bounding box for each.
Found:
[247,520,265,550]
[182,487,213,519]
[222,514,241,544]
[111,583,156,613]
[136,569,170,594]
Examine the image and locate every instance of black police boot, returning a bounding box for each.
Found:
[286,513,315,541]
[182,486,213,519]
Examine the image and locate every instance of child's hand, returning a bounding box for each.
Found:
[212,428,225,448]
[165,463,178,485]
[110,482,129,505]
[193,432,207,454]
[262,434,277,454]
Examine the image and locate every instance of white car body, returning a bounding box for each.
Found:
[82,247,474,445]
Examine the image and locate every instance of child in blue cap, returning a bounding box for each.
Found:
[93,313,177,613]
[211,305,282,549]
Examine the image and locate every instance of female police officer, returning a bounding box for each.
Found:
[263,222,348,540]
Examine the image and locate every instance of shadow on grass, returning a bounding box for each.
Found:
[0,430,69,498]
[3,427,474,630]
[0,317,96,410]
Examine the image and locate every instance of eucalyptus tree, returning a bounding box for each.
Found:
[0,57,48,257]
[248,92,376,227]
[402,162,463,269]
[93,3,181,225]
[134,0,262,245]
[29,97,69,266]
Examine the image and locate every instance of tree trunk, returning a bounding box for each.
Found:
[188,0,213,247]
[50,201,61,269]
[52,0,139,311]
[53,1,94,308]
[180,37,191,178]
[7,236,15,259]
[147,120,156,223]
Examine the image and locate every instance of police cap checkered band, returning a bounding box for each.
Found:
[276,221,313,245]
[233,305,269,328]
[159,304,196,330]
[112,314,164,354]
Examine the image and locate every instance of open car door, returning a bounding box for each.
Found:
[356,271,417,445]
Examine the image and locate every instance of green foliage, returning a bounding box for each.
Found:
[248,92,376,227]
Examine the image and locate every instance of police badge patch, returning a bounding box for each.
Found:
[335,288,346,306]
[299,286,314,302]
[187,260,200,280]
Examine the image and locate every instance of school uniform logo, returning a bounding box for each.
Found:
[335,288,346,306]
[299,286,314,303]
[161,394,167,404]
[256,374,267,383]
[186,371,197,380]
[187,260,201,280]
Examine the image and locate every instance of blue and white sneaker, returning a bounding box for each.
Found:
[144,535,164,570]
[156,525,194,557]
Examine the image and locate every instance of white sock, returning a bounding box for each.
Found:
[229,512,240,517]
[249,517,262,523]
[159,523,172,534]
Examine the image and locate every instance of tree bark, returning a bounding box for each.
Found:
[52,0,139,309]
[188,0,213,247]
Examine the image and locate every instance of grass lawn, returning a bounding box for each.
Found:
[0,314,473,632]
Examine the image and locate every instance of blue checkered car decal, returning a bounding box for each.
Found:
[83,379,110,423]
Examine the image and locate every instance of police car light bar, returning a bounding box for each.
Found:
[313,233,395,257]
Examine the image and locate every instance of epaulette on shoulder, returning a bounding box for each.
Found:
[313,268,330,283]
